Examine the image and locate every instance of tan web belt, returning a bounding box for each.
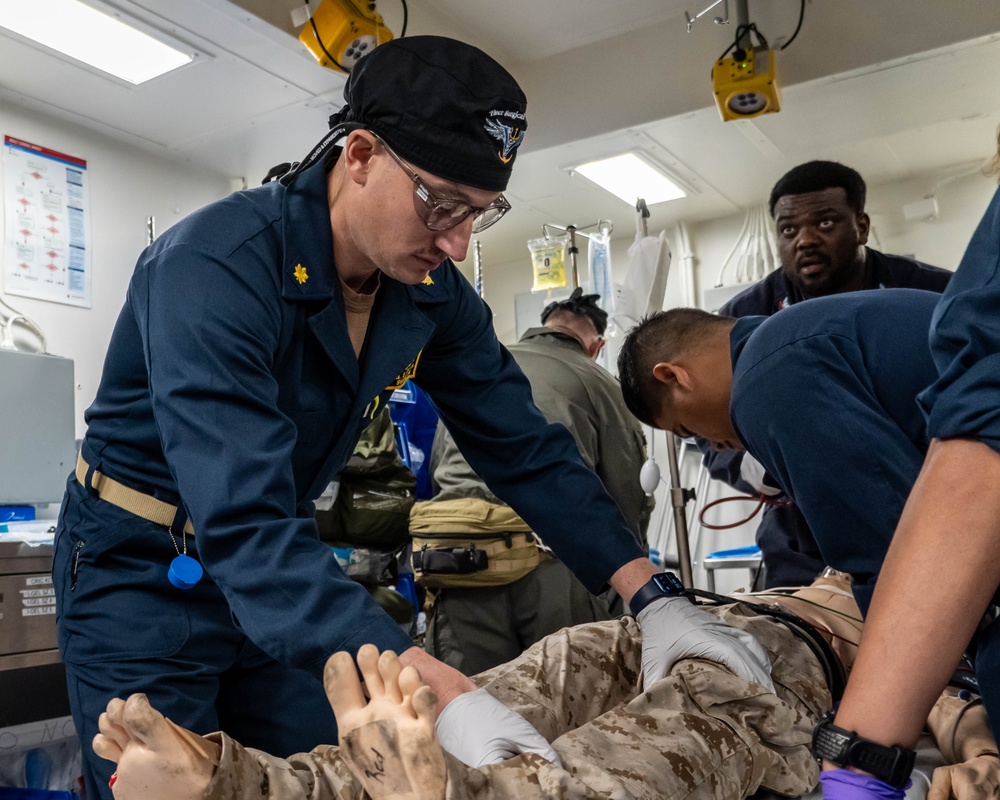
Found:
[76,454,195,534]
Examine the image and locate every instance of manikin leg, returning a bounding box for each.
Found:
[325,644,446,800]
[95,644,446,800]
[92,694,220,800]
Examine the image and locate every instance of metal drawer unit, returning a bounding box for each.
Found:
[0,538,58,667]
[0,537,69,727]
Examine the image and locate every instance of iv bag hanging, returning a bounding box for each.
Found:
[528,235,569,292]
[588,231,614,315]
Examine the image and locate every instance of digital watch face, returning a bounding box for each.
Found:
[653,573,684,594]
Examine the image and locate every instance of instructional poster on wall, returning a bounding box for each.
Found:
[3,135,92,307]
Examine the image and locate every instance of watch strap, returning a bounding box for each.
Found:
[628,571,688,616]
[811,711,916,789]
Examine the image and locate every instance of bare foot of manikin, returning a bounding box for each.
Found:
[325,644,447,800]
[92,693,220,800]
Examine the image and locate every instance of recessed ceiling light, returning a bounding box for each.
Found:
[0,0,193,85]
[573,151,687,205]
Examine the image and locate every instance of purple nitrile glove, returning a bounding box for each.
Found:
[819,769,909,799]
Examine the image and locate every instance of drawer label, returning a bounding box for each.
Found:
[19,588,55,598]
[22,596,56,607]
[22,606,56,616]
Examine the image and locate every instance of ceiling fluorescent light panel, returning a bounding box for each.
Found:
[0,0,194,85]
[572,151,687,206]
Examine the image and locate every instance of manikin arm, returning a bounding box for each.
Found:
[926,692,1000,799]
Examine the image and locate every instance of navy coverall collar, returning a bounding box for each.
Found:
[280,160,337,303]
[275,159,452,403]
[728,315,767,443]
[729,315,767,366]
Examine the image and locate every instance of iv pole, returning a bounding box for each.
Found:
[541,220,613,289]
[665,430,696,588]
[636,198,696,588]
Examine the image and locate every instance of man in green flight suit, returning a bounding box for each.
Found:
[418,288,653,674]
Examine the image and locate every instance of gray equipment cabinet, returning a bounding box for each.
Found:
[0,349,77,505]
[0,349,76,726]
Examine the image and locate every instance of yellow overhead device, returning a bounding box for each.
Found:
[712,46,781,121]
[299,0,394,74]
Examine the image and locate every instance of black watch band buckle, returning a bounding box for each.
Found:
[811,711,916,789]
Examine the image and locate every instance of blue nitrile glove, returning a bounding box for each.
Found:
[435,688,563,769]
[637,596,775,691]
[820,769,908,799]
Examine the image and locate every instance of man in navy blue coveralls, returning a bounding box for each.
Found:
[55,36,773,800]
[827,160,1000,797]
[619,289,940,615]
[700,161,950,588]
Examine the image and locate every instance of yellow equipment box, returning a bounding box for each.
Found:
[712,46,781,121]
[299,0,394,74]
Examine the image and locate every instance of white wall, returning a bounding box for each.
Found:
[867,170,997,269]
[0,98,233,437]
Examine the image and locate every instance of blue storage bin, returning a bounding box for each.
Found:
[705,544,762,559]
[0,506,35,522]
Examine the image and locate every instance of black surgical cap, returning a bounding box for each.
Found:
[276,36,528,192]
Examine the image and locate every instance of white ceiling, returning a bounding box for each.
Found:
[1,0,999,266]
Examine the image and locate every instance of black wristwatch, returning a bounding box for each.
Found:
[629,571,690,616]
[811,710,916,789]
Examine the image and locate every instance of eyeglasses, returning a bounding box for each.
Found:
[373,135,511,234]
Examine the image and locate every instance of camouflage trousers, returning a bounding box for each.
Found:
[205,604,831,800]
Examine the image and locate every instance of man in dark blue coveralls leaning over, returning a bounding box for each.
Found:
[700,161,951,588]
[54,36,773,800]
[618,289,942,616]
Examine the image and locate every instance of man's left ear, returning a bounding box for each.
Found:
[343,131,378,186]
[652,361,690,390]
[856,212,871,245]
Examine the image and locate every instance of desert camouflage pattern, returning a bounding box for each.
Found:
[204,602,830,800]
